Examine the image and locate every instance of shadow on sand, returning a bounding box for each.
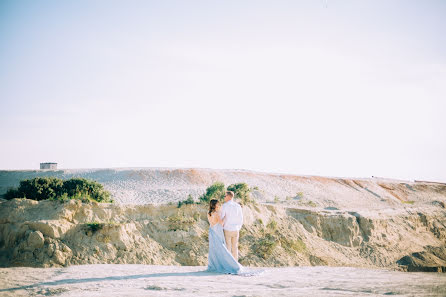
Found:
[0,270,216,292]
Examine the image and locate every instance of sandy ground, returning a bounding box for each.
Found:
[1,265,445,297]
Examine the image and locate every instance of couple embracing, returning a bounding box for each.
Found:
[206,191,261,275]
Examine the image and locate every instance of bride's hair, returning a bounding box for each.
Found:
[208,199,219,215]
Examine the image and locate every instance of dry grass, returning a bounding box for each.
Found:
[167,212,198,231]
[402,200,415,204]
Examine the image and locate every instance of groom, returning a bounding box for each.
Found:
[220,191,243,260]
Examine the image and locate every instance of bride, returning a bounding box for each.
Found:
[207,199,243,274]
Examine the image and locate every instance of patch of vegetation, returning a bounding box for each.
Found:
[145,285,164,291]
[4,177,112,203]
[197,182,256,205]
[192,212,200,222]
[201,232,209,242]
[5,177,63,201]
[295,192,304,199]
[167,212,197,231]
[253,233,278,259]
[227,183,254,205]
[178,194,195,208]
[306,200,317,207]
[62,178,112,202]
[252,186,259,191]
[267,219,278,231]
[402,200,415,204]
[297,199,317,207]
[199,182,226,203]
[274,196,280,203]
[239,227,247,238]
[84,221,119,234]
[279,237,306,253]
[250,218,307,260]
[85,222,104,233]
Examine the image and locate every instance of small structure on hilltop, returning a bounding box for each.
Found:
[40,162,57,170]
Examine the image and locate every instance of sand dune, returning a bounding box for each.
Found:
[1,168,445,209]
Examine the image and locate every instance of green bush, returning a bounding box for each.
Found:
[5,177,63,201]
[227,183,253,204]
[62,178,112,202]
[253,233,277,259]
[178,194,195,208]
[197,182,255,205]
[4,188,22,200]
[85,222,104,233]
[199,182,226,203]
[84,221,119,234]
[4,177,112,203]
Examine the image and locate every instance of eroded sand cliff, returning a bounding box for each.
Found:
[1,198,445,271]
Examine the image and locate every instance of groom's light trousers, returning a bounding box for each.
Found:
[224,230,239,261]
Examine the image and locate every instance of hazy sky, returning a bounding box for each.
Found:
[1,0,445,182]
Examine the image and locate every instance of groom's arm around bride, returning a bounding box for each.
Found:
[220,191,244,261]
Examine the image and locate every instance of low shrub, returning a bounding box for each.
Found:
[62,178,112,202]
[4,177,112,203]
[5,177,63,201]
[198,182,255,205]
[227,183,254,204]
[199,182,226,203]
[295,192,304,199]
[85,221,120,234]
[167,212,197,231]
[251,221,306,259]
[305,200,317,207]
[178,194,195,208]
[253,233,277,259]
[85,222,104,233]
[402,200,415,204]
[280,237,306,253]
[267,220,278,231]
[192,212,201,222]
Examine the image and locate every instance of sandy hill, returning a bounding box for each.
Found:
[1,168,445,210]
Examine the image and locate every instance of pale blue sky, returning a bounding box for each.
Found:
[1,0,445,182]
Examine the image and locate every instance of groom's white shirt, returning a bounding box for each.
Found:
[220,200,243,231]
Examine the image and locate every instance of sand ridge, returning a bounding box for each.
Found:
[1,168,445,209]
